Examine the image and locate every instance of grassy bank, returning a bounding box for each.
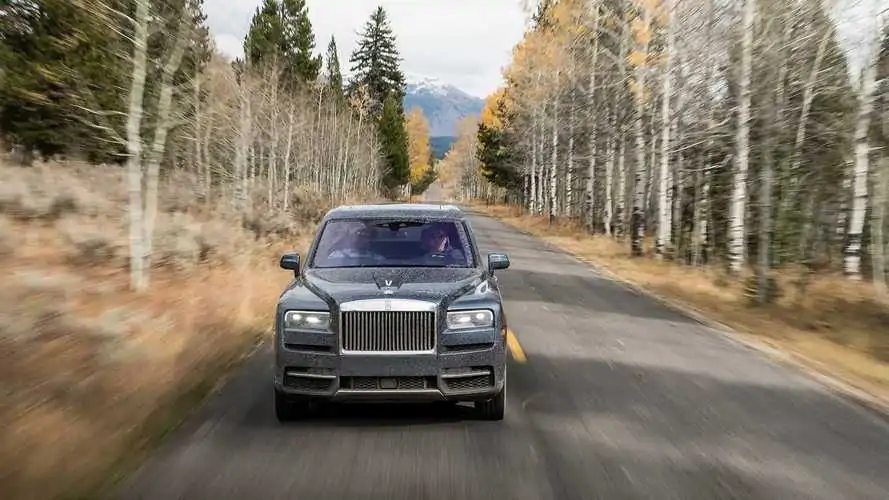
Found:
[472,203,889,408]
[0,160,328,499]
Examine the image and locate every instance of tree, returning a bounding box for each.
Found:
[0,0,129,163]
[477,88,521,192]
[378,93,410,194]
[324,35,344,98]
[406,107,433,195]
[347,6,405,117]
[284,0,322,83]
[243,0,322,87]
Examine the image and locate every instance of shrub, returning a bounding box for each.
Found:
[0,216,13,256]
[57,217,123,267]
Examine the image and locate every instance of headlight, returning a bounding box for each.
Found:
[283,310,330,331]
[447,309,494,329]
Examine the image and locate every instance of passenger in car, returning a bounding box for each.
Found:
[327,227,383,260]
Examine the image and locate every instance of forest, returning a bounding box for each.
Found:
[436,0,889,418]
[459,0,889,289]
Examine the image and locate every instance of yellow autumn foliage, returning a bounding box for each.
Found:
[405,107,432,185]
[627,50,648,68]
[481,87,509,129]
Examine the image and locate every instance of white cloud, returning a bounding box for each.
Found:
[202,0,529,98]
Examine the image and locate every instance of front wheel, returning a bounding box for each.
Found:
[475,374,505,421]
[275,389,311,422]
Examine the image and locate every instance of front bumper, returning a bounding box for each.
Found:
[274,340,507,402]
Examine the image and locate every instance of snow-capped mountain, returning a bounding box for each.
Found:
[403,73,484,140]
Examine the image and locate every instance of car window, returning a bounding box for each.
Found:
[311,218,474,268]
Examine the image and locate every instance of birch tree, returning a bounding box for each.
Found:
[727,0,755,275]
[845,17,884,278]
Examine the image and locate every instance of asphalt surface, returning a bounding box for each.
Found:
[117,210,889,500]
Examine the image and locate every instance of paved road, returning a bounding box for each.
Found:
[118,211,889,500]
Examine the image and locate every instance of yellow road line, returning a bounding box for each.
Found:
[506,328,527,363]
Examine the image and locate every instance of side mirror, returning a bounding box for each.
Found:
[487,252,510,275]
[279,252,300,277]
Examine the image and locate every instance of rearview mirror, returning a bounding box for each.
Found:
[279,252,300,277]
[487,252,510,275]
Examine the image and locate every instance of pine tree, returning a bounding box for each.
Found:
[347,6,405,116]
[284,0,322,83]
[477,93,520,190]
[244,0,283,67]
[243,0,321,87]
[0,0,129,162]
[378,94,410,193]
[324,35,344,98]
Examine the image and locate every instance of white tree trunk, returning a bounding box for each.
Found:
[141,13,192,283]
[530,113,538,213]
[616,135,626,238]
[603,114,615,236]
[630,6,652,257]
[125,0,151,292]
[566,87,576,218]
[656,0,674,259]
[234,82,252,208]
[283,100,295,210]
[193,64,204,196]
[844,45,879,278]
[549,88,560,220]
[585,2,601,231]
[728,0,755,275]
[871,157,888,293]
[268,74,280,209]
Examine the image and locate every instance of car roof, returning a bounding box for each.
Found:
[322,203,465,221]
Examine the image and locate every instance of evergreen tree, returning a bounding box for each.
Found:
[244,0,283,67]
[243,0,321,87]
[347,6,405,116]
[378,94,410,193]
[477,94,520,190]
[0,0,129,162]
[284,0,322,83]
[324,35,344,98]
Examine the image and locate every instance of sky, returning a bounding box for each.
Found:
[202,0,886,98]
[203,0,530,98]
[831,0,886,84]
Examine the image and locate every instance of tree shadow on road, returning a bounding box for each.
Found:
[498,267,699,324]
[506,352,889,499]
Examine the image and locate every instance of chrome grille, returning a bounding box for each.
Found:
[341,311,436,353]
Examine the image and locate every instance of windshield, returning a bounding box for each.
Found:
[310,218,475,268]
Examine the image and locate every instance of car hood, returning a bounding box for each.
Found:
[302,267,484,306]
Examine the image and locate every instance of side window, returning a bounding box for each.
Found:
[460,220,478,266]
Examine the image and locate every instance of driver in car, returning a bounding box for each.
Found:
[420,224,465,262]
[421,225,450,254]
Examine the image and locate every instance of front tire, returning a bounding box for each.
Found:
[275,389,311,422]
[475,388,505,420]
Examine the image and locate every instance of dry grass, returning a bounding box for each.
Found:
[473,203,889,406]
[0,159,333,500]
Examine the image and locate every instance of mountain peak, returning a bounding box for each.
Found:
[404,72,462,97]
[402,73,484,139]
